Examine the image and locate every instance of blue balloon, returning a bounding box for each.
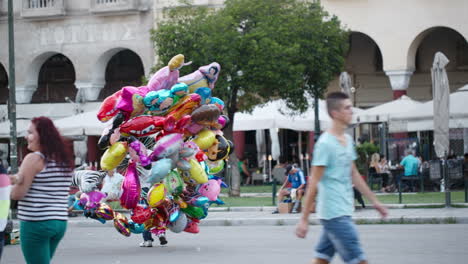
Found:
[128,221,145,234]
[147,158,173,184]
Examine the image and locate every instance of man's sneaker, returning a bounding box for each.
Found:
[139,241,152,247]
[291,209,299,214]
[271,209,279,214]
[159,236,168,246]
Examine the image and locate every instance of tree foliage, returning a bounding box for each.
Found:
[151,0,349,122]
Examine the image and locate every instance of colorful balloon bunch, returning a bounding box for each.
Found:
[77,54,232,237]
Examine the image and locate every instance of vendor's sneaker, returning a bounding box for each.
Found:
[139,241,152,247]
[159,236,168,246]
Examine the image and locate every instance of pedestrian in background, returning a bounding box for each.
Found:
[296,92,387,264]
[10,116,74,264]
[0,172,11,261]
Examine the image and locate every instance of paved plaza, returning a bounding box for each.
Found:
[3,224,468,264]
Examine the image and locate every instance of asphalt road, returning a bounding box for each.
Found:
[3,224,468,264]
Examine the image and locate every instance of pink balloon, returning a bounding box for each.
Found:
[129,140,151,167]
[81,191,106,209]
[120,162,141,209]
[198,179,222,201]
[116,86,149,119]
[147,66,180,92]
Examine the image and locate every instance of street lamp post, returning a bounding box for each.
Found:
[8,0,18,174]
[314,94,320,143]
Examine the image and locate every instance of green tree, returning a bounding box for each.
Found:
[151,0,348,195]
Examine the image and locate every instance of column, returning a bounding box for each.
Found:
[16,84,37,104]
[75,81,104,102]
[385,70,413,99]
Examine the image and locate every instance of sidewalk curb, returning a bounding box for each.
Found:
[198,216,468,226]
[24,216,466,228]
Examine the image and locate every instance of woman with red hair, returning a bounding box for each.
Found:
[10,116,73,264]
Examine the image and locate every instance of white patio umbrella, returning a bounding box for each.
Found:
[233,97,341,132]
[354,95,423,123]
[389,84,468,132]
[53,110,109,136]
[0,119,31,138]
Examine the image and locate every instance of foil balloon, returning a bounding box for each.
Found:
[147,158,173,185]
[185,159,208,184]
[116,86,148,119]
[206,135,234,161]
[119,115,168,137]
[128,220,146,234]
[97,90,122,122]
[191,104,221,127]
[82,191,107,209]
[198,178,223,201]
[95,203,115,221]
[163,170,184,196]
[72,170,107,193]
[147,183,167,208]
[192,129,216,150]
[143,83,189,114]
[151,133,184,159]
[168,212,187,233]
[209,97,225,110]
[165,93,201,121]
[184,218,200,234]
[128,138,151,167]
[113,212,131,237]
[147,54,190,92]
[131,205,153,224]
[100,142,128,171]
[180,205,206,219]
[206,160,225,174]
[179,62,221,93]
[120,162,141,210]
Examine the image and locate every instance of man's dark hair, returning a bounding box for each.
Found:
[326,92,350,117]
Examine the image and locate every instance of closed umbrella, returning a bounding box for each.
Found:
[432,52,450,158]
[339,72,353,99]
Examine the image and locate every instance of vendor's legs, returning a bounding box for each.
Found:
[292,189,304,213]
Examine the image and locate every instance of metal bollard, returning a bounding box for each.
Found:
[272,179,277,206]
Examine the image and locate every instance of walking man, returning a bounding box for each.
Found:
[296,92,388,264]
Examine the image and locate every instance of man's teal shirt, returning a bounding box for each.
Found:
[312,132,357,220]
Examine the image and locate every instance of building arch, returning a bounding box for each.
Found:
[345,31,384,74]
[341,31,391,107]
[30,53,77,103]
[406,26,468,100]
[0,63,8,104]
[407,26,468,72]
[94,48,145,100]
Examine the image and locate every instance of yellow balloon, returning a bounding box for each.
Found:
[147,183,167,208]
[192,129,216,150]
[168,54,185,71]
[100,142,128,171]
[188,159,208,184]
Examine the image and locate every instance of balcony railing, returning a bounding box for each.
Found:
[90,0,147,14]
[21,0,65,19]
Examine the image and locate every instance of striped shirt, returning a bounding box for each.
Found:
[18,152,73,221]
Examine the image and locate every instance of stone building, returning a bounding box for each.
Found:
[0,0,466,164]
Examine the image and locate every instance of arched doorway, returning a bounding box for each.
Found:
[98,49,144,100]
[0,63,8,104]
[408,27,468,100]
[344,32,391,107]
[31,54,77,103]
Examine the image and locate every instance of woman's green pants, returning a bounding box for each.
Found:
[20,220,67,264]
